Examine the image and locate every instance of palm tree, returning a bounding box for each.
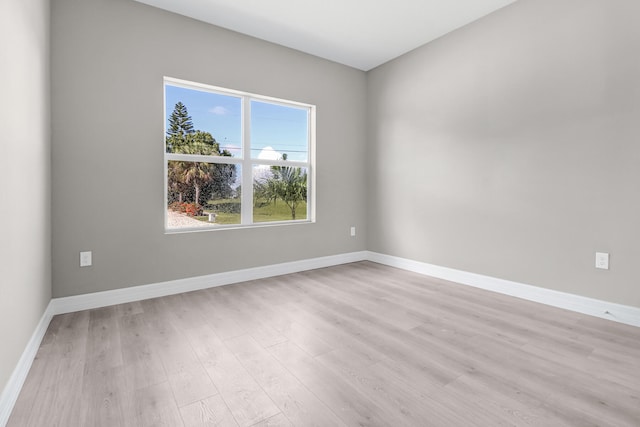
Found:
[183,162,212,206]
[177,131,217,206]
[271,165,307,220]
[167,161,189,203]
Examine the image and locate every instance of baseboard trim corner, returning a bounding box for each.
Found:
[366,251,640,328]
[0,301,55,427]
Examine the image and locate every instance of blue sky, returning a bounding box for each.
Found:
[165,84,309,161]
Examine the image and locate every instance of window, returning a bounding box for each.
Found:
[164,77,315,231]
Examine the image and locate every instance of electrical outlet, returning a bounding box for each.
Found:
[595,252,609,270]
[80,251,92,267]
[350,226,356,237]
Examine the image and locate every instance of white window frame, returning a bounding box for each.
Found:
[164,77,316,232]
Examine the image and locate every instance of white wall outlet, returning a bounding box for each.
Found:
[80,251,92,267]
[595,252,609,270]
[350,226,356,237]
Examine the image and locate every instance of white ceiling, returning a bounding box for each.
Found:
[134,0,518,71]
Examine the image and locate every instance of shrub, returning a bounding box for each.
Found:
[183,203,203,216]
[210,201,241,214]
[169,201,202,216]
[168,201,185,212]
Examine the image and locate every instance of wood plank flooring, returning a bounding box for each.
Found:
[7,261,640,426]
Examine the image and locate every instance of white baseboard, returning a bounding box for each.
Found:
[0,301,55,427]
[3,249,639,426]
[366,251,640,328]
[49,251,369,315]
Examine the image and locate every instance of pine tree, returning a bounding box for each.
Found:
[166,102,194,152]
[168,102,194,136]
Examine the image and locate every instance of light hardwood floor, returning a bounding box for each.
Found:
[8,261,640,426]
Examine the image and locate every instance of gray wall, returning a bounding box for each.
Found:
[368,0,640,307]
[51,0,368,297]
[0,0,52,395]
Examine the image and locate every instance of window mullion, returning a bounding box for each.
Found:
[241,97,253,225]
[166,153,242,164]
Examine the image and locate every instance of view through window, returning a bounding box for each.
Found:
[164,78,314,231]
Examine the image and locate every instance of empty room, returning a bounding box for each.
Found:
[1,0,639,425]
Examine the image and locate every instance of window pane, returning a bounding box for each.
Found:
[165,85,242,157]
[250,100,308,162]
[167,161,241,229]
[253,164,308,223]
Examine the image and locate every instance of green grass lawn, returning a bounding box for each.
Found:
[253,200,307,223]
[196,198,307,224]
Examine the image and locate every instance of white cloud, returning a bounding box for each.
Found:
[257,146,281,161]
[254,146,281,180]
[209,106,228,115]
